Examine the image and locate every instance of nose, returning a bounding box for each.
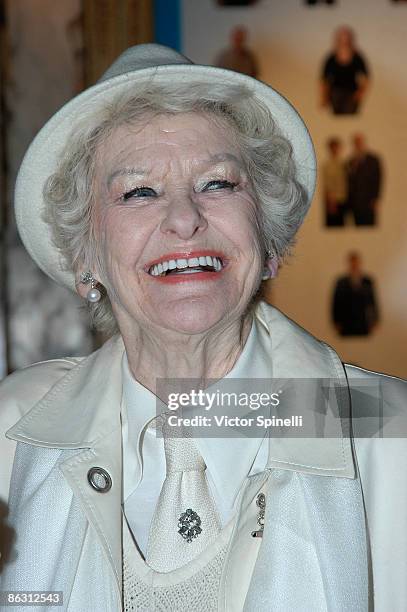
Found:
[160,192,208,240]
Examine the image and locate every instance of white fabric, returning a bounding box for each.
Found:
[123,512,233,612]
[0,444,120,611]
[144,417,221,572]
[1,303,406,611]
[122,316,270,554]
[243,469,368,611]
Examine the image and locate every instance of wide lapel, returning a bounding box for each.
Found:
[256,301,355,478]
[6,334,126,596]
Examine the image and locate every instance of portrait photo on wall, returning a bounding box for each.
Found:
[320,26,370,115]
[331,252,380,337]
[214,25,259,77]
[322,133,383,227]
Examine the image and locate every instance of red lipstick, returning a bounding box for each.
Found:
[145,249,227,283]
[145,250,226,269]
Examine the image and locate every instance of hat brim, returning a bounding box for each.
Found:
[15,64,316,292]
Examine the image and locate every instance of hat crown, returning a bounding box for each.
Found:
[98,43,193,83]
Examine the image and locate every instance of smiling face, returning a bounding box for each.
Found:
[89,112,264,337]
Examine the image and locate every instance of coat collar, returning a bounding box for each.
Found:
[6,332,125,448]
[255,302,355,478]
[6,301,355,478]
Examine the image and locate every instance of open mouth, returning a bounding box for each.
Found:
[148,255,224,277]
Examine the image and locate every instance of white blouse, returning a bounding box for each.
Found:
[121,315,272,553]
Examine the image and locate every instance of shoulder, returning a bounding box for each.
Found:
[347,366,407,552]
[0,356,85,419]
[367,152,381,164]
[345,362,406,388]
[345,363,407,436]
[333,276,348,289]
[353,51,368,68]
[215,48,230,63]
[322,53,336,70]
[0,357,86,502]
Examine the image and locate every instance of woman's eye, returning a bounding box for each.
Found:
[202,180,237,192]
[122,186,157,200]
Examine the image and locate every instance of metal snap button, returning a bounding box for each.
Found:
[87,467,112,493]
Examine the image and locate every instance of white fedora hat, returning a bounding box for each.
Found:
[15,43,316,292]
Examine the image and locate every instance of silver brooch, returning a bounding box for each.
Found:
[178,508,202,542]
[251,492,266,538]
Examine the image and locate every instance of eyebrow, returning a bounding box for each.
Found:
[107,168,147,189]
[106,154,244,188]
[207,153,242,164]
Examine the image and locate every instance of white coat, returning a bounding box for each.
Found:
[0,301,406,611]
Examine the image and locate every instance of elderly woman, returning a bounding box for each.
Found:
[0,44,406,612]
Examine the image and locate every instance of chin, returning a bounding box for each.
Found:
[155,299,230,335]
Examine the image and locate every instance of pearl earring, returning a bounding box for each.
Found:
[80,271,102,303]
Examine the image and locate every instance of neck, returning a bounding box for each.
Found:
[121,311,254,394]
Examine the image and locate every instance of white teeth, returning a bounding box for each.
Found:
[176,258,188,268]
[149,255,223,276]
[213,257,221,271]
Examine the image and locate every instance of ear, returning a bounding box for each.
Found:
[266,256,279,278]
[262,256,279,280]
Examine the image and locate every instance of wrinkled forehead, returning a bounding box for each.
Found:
[95,111,244,176]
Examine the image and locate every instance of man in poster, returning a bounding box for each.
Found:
[332,252,379,336]
[346,133,382,226]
